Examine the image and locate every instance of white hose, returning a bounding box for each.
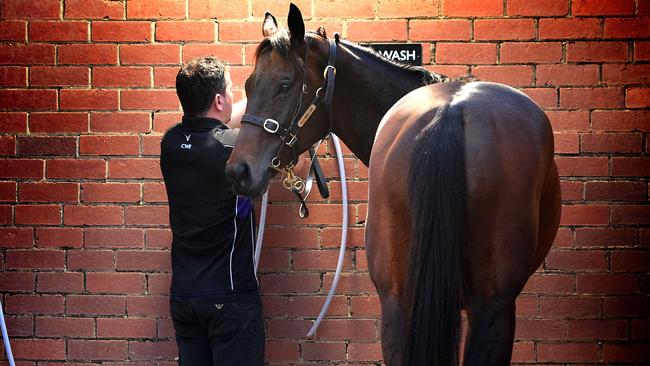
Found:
[0,300,16,366]
[307,133,348,337]
[254,190,269,273]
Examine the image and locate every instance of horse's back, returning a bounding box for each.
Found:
[374,80,553,167]
[372,80,554,202]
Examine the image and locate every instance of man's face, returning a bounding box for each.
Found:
[222,71,234,123]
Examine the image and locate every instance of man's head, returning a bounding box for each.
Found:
[176,56,233,122]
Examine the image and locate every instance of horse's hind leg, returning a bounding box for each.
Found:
[365,171,411,366]
[366,214,410,366]
[463,297,516,366]
[378,293,407,366]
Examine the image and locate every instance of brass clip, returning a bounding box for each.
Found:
[282,167,305,193]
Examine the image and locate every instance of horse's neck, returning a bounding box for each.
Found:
[330,49,426,165]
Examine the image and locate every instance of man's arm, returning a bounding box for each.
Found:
[228,98,247,129]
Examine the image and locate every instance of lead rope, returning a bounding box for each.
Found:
[0,299,16,366]
[298,139,327,218]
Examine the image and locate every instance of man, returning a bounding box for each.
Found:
[160,57,264,366]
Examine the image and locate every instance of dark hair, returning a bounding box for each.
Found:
[175,57,228,117]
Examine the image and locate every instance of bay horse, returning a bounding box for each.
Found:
[225,4,561,366]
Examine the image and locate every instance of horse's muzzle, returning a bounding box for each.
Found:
[225,161,254,196]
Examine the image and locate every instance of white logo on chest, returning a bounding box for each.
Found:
[180,134,192,149]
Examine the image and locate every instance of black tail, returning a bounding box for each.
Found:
[404,103,466,366]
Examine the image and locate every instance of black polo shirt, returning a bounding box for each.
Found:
[160,116,258,299]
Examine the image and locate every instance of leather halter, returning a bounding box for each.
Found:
[241,35,338,173]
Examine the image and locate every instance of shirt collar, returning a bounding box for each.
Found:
[181,116,225,129]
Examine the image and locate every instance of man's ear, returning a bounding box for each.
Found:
[287,3,305,48]
[214,94,224,112]
[262,12,278,38]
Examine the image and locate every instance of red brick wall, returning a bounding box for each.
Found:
[0,0,648,364]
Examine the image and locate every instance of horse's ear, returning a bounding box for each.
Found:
[262,12,278,38]
[287,3,305,47]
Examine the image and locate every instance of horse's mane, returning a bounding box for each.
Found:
[254,28,449,86]
[338,40,449,85]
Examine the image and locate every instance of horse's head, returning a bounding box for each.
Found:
[226,4,336,197]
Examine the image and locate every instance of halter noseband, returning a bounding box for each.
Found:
[241,35,338,178]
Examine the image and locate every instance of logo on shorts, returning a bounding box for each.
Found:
[215,304,223,310]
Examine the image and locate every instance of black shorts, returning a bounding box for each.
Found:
[170,295,265,366]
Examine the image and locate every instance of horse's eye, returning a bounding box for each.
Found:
[279,81,293,93]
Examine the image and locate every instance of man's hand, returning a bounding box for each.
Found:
[228,98,246,129]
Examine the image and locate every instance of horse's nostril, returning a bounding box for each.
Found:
[226,161,252,191]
